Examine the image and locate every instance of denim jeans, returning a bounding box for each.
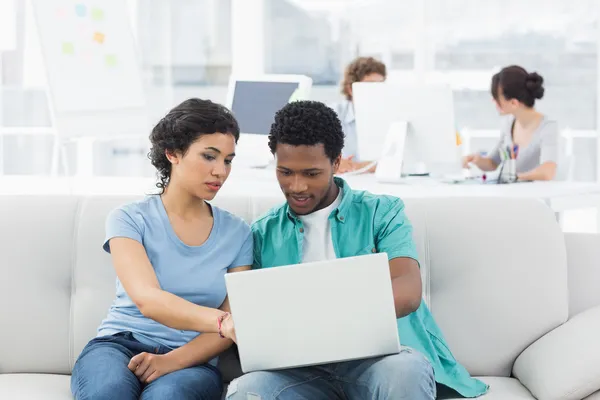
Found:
[71,332,222,400]
[226,347,436,400]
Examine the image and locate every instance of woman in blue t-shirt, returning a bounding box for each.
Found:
[71,99,244,400]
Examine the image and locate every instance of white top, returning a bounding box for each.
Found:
[298,189,343,263]
[330,100,358,160]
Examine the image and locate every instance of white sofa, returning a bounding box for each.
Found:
[1,194,600,400]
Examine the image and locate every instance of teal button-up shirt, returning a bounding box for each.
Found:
[251,178,488,397]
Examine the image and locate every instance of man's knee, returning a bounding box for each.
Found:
[225,372,278,400]
[371,349,436,398]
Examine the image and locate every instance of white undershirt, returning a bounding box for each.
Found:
[298,189,343,263]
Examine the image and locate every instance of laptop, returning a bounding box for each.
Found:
[224,253,401,373]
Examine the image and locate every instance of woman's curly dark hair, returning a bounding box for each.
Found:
[268,100,344,162]
[341,56,387,100]
[148,98,240,193]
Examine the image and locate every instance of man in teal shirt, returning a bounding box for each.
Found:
[226,101,488,399]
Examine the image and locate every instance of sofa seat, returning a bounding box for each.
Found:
[443,377,534,399]
[0,374,71,400]
[0,373,536,400]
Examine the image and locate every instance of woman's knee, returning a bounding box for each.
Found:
[71,340,140,400]
[71,364,140,400]
[141,366,222,400]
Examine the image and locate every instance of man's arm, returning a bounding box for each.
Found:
[389,257,422,318]
[375,198,423,318]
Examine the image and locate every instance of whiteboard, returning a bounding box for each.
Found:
[0,0,17,51]
[31,0,148,139]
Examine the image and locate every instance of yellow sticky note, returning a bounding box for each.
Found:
[62,42,74,55]
[93,32,105,44]
[105,54,117,67]
[91,8,104,21]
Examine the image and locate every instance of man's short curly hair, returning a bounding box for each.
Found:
[268,100,344,163]
[148,98,239,193]
[341,56,387,100]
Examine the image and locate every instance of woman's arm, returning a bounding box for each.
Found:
[127,267,250,383]
[463,123,508,171]
[109,237,225,333]
[160,266,250,369]
[463,154,498,171]
[337,158,377,174]
[517,161,557,181]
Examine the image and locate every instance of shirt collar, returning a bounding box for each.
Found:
[285,177,352,224]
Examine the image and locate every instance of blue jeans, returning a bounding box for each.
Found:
[71,332,222,400]
[226,347,436,399]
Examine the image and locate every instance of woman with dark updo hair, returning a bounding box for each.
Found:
[463,65,560,181]
[71,98,245,400]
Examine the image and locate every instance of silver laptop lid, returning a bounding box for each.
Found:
[225,253,401,373]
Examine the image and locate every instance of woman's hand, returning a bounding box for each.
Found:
[462,154,479,169]
[128,352,181,383]
[219,313,237,344]
[337,156,356,174]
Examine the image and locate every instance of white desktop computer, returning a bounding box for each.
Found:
[225,74,312,168]
[352,82,461,180]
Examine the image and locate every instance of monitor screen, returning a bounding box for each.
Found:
[231,81,299,135]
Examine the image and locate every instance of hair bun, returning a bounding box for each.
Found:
[526,72,545,99]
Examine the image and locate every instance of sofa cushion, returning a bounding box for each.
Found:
[217,346,243,383]
[71,196,140,368]
[404,197,569,377]
[564,233,600,317]
[513,304,600,400]
[0,374,71,400]
[0,196,78,374]
[441,376,535,399]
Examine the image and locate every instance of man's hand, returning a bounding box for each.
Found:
[128,352,180,383]
[220,313,237,344]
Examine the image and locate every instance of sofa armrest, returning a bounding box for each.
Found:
[513,304,600,400]
[565,233,600,317]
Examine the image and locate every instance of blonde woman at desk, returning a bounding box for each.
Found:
[463,65,559,181]
[332,56,386,174]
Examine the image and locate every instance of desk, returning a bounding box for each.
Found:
[222,170,600,230]
[2,171,600,230]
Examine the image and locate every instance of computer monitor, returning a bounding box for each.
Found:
[226,74,312,167]
[352,82,461,177]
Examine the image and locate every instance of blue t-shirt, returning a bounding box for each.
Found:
[97,195,253,354]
